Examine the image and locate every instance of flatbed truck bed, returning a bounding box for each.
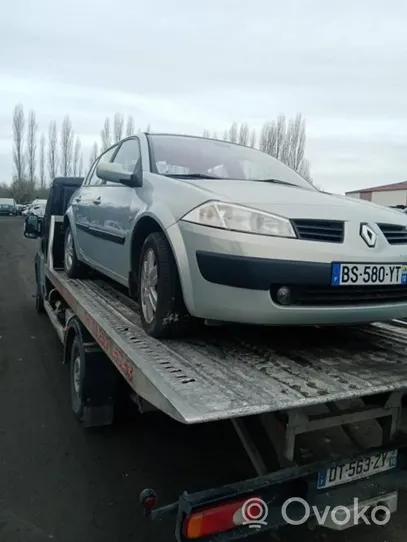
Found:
[22,182,407,541]
[47,267,407,424]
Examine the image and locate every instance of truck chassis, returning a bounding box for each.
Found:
[31,210,407,541]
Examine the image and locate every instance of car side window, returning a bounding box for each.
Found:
[88,145,118,186]
[112,138,141,173]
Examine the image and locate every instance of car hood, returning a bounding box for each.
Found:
[183,180,407,224]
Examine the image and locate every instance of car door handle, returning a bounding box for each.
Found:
[75,196,81,202]
[93,198,101,205]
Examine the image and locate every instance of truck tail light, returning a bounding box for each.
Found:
[183,495,263,539]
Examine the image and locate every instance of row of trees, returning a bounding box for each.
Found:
[5,104,312,203]
[12,104,84,185]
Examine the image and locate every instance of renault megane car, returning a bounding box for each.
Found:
[63,133,407,338]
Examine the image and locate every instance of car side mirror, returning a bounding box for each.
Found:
[24,214,41,239]
[96,161,142,187]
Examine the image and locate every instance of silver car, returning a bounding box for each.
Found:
[64,133,407,338]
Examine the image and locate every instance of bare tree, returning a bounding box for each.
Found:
[26,110,38,186]
[202,129,210,138]
[79,153,84,176]
[228,122,238,143]
[212,131,218,139]
[249,129,256,148]
[89,142,98,167]
[284,113,311,180]
[73,137,81,175]
[60,115,74,176]
[145,124,151,133]
[12,103,26,182]
[100,117,111,151]
[259,122,274,155]
[222,129,228,141]
[39,133,46,188]
[238,123,249,146]
[113,112,124,142]
[126,115,135,136]
[47,120,58,181]
[275,115,289,163]
[259,115,287,160]
[259,113,312,181]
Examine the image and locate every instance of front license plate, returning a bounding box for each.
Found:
[317,450,398,489]
[331,263,407,286]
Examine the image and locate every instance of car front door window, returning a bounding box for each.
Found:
[111,138,141,173]
[89,145,118,186]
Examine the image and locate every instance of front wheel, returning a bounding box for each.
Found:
[137,232,191,338]
[35,286,45,313]
[64,225,87,278]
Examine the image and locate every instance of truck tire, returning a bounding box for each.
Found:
[70,337,85,422]
[137,232,191,338]
[35,284,45,313]
[64,225,87,278]
[34,260,45,314]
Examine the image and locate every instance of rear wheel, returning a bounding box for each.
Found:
[137,232,191,338]
[64,225,87,278]
[70,338,85,422]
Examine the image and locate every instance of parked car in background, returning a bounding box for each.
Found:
[23,199,47,217]
[64,133,407,338]
[29,201,47,218]
[0,198,17,216]
[16,203,27,215]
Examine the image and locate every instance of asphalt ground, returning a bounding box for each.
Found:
[1,215,407,542]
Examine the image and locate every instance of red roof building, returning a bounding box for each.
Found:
[346,181,407,205]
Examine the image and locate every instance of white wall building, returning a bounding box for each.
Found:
[346,181,407,206]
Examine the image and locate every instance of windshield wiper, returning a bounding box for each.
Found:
[162,173,227,179]
[163,174,297,186]
[251,178,297,187]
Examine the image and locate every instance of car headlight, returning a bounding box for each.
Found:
[180,201,296,238]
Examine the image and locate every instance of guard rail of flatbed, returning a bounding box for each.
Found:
[45,266,407,425]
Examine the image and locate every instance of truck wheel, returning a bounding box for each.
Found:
[35,284,45,313]
[137,232,191,338]
[70,337,85,422]
[64,225,87,278]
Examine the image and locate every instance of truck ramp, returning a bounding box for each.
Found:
[48,269,407,424]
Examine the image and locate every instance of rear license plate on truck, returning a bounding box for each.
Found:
[331,263,407,286]
[317,450,398,489]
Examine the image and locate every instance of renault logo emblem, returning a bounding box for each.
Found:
[360,223,377,248]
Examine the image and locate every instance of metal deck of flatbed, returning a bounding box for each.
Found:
[47,268,407,424]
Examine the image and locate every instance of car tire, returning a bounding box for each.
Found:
[137,232,191,338]
[64,225,87,278]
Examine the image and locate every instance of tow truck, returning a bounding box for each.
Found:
[23,176,407,541]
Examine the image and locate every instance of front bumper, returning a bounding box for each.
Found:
[168,222,407,325]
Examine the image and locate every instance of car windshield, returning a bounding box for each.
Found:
[147,134,314,190]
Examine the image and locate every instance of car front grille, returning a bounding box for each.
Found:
[291,219,344,243]
[377,223,407,245]
[270,284,407,307]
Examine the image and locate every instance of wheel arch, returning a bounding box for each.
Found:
[129,215,179,294]
[63,317,89,365]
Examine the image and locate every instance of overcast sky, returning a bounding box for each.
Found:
[1,0,406,193]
